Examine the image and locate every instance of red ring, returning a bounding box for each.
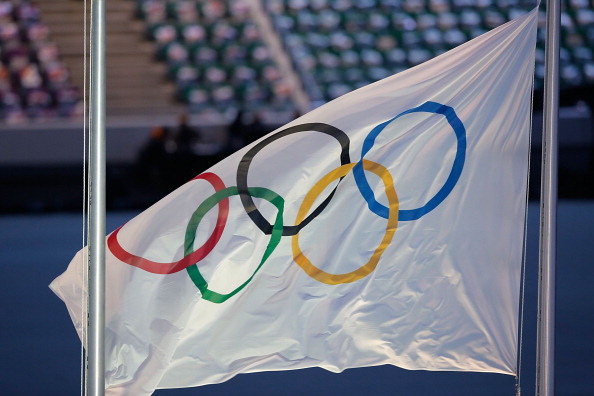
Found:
[107,172,229,274]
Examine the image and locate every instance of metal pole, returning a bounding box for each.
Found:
[88,0,106,395]
[537,0,560,394]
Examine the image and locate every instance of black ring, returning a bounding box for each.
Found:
[237,123,351,236]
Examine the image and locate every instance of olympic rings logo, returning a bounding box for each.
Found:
[107,101,466,304]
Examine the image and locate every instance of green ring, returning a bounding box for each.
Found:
[185,186,285,303]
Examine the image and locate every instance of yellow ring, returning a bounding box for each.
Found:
[292,159,399,285]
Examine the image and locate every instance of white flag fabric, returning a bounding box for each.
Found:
[51,8,537,395]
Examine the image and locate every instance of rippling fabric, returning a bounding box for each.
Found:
[51,8,537,395]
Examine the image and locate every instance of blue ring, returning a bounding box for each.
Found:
[353,101,466,221]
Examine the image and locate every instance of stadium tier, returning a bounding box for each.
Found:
[0,0,80,123]
[135,0,296,116]
[1,0,593,122]
[265,0,594,103]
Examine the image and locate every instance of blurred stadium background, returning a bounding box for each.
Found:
[1,2,593,395]
[1,0,592,213]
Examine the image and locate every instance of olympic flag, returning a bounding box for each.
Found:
[51,8,537,395]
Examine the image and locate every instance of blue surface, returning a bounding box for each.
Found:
[0,201,592,395]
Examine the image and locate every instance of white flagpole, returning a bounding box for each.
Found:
[88,0,106,395]
[537,0,560,394]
